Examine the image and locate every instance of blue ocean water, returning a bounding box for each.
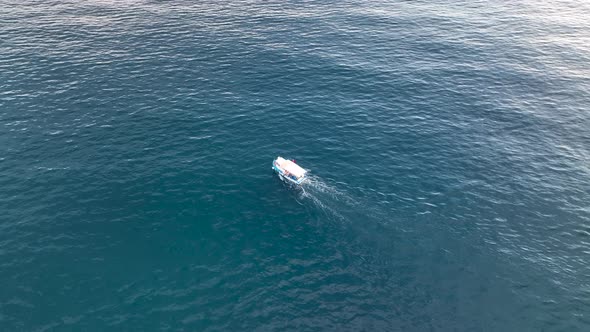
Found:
[1,0,590,330]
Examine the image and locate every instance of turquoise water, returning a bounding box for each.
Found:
[2,0,590,330]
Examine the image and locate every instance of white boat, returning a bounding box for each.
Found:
[272,156,307,185]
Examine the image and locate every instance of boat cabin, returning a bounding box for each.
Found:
[273,156,307,185]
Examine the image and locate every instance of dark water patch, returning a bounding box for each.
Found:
[2,0,590,330]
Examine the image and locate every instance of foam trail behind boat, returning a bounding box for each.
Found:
[298,175,363,223]
[298,174,394,227]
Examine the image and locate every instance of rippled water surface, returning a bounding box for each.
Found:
[2,0,590,330]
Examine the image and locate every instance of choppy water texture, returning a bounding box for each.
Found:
[2,0,590,330]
